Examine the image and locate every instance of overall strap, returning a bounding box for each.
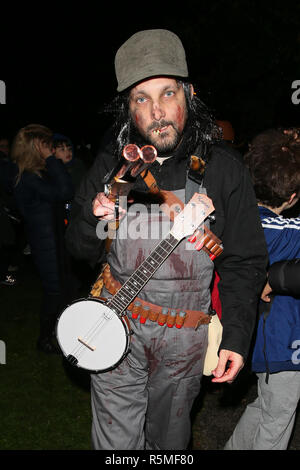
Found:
[185,154,206,203]
[140,168,183,221]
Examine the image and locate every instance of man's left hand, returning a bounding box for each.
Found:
[211,349,244,384]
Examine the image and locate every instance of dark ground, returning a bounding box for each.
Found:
[1,252,300,451]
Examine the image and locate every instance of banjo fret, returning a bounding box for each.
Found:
[107,233,179,316]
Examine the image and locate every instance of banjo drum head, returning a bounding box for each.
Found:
[56,298,129,371]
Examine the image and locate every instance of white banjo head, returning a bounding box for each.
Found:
[56,299,129,371]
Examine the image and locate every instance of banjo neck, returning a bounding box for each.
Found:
[106,233,180,316]
[106,192,215,317]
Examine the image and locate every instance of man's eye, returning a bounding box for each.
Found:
[136,97,147,104]
[165,91,175,97]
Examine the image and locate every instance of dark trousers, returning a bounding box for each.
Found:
[39,291,65,340]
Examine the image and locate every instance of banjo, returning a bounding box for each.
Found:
[56,192,215,372]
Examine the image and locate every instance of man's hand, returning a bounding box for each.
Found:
[261,280,272,302]
[211,349,244,384]
[92,192,126,221]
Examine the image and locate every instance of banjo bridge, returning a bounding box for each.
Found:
[78,337,96,351]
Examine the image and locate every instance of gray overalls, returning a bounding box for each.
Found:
[91,186,214,450]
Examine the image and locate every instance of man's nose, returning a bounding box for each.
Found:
[151,103,165,121]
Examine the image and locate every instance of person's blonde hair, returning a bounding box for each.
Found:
[11,124,53,184]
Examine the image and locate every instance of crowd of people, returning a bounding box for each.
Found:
[0,129,92,352]
[1,28,300,451]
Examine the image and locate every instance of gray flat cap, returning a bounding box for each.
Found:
[115,29,189,92]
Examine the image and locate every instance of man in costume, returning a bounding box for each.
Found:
[66,29,267,450]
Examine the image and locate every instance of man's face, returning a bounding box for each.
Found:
[129,77,189,153]
[53,143,73,163]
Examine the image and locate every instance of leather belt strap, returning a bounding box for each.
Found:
[99,264,211,328]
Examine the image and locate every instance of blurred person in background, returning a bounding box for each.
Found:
[225,127,300,450]
[11,124,74,353]
[52,133,87,191]
[0,134,23,280]
[0,177,17,286]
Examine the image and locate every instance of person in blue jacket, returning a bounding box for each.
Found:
[11,124,74,353]
[225,127,300,450]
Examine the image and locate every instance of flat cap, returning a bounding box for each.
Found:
[115,29,189,92]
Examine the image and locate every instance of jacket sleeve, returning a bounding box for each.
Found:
[209,151,268,359]
[65,143,115,266]
[268,259,300,296]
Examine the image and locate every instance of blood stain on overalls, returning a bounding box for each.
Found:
[144,337,167,376]
[168,342,203,378]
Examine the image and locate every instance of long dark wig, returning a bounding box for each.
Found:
[104,79,221,162]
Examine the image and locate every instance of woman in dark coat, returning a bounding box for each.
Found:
[11,124,74,353]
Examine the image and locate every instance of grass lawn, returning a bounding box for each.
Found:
[0,258,92,450]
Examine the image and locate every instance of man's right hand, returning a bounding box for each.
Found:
[92,192,126,221]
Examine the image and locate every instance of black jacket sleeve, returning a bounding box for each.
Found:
[205,146,268,359]
[65,141,116,266]
[268,259,300,296]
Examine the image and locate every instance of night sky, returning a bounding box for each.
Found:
[1,1,300,152]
